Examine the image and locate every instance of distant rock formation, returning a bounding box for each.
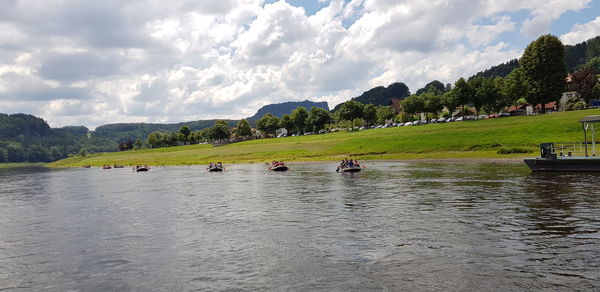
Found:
[248,100,329,122]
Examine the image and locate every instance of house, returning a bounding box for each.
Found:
[451,107,477,118]
[535,101,559,113]
[508,104,529,115]
[389,98,402,114]
[560,91,578,110]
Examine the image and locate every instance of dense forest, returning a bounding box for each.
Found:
[0,114,115,163]
[247,100,329,122]
[93,120,239,144]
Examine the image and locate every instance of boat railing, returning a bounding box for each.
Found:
[552,142,598,157]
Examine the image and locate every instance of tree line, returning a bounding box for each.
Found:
[396,34,599,121]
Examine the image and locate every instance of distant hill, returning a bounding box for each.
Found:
[333,82,410,111]
[565,35,600,71]
[470,35,600,80]
[470,59,519,79]
[248,100,329,122]
[415,80,448,95]
[93,120,239,143]
[0,113,115,163]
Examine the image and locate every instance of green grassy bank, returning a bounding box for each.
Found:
[0,162,46,168]
[48,109,600,167]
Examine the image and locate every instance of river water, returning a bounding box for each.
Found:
[0,162,599,291]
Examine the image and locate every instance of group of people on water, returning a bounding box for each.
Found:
[208,162,223,169]
[338,158,360,170]
[271,161,285,167]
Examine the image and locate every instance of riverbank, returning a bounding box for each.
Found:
[47,109,600,167]
[0,162,46,168]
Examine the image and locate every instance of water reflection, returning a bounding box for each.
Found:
[0,162,598,291]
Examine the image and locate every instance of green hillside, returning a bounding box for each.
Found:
[48,109,600,167]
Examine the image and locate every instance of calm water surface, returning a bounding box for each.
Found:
[0,162,599,291]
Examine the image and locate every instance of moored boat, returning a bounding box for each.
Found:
[102,165,112,169]
[524,115,600,172]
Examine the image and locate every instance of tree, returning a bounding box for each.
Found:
[376,106,396,124]
[401,94,425,116]
[147,131,164,148]
[50,147,63,161]
[520,34,567,113]
[256,113,280,137]
[279,114,294,134]
[502,68,529,107]
[478,77,506,114]
[306,107,331,133]
[134,138,143,149]
[593,84,600,100]
[422,92,443,119]
[337,101,364,127]
[197,128,212,143]
[452,77,475,113]
[569,68,599,105]
[27,145,51,162]
[584,56,600,71]
[6,144,25,162]
[363,104,377,126]
[179,126,191,145]
[211,120,231,142]
[291,106,308,134]
[442,90,460,114]
[236,119,252,138]
[163,133,180,147]
[0,148,7,163]
[188,131,200,144]
[467,77,487,115]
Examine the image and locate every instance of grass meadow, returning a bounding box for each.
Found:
[48,108,600,167]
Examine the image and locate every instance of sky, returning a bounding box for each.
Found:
[0,0,599,129]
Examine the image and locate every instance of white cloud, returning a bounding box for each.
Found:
[0,0,595,128]
[520,0,592,37]
[561,16,600,45]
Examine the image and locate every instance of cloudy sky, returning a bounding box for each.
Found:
[1,0,599,129]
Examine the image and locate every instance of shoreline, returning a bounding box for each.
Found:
[43,157,527,168]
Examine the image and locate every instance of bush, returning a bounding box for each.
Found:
[573,101,587,110]
[497,147,533,154]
